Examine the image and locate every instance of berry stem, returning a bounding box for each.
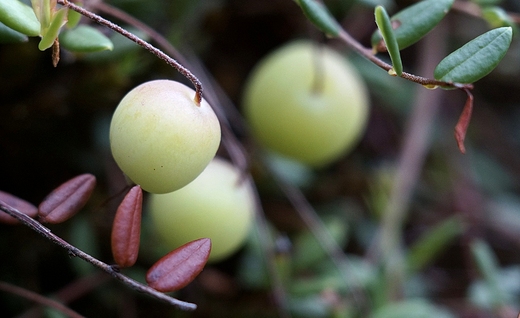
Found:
[57,0,203,106]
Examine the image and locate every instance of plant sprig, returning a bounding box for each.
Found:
[0,200,198,311]
[56,0,203,105]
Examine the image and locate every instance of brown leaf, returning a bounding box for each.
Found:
[38,174,96,224]
[146,238,211,292]
[111,185,143,268]
[454,89,474,154]
[0,191,38,224]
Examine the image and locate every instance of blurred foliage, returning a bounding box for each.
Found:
[2,0,520,317]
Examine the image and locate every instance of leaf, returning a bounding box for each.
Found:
[296,0,340,37]
[146,238,211,292]
[0,191,38,224]
[0,0,40,36]
[406,216,464,273]
[371,0,454,51]
[60,25,114,53]
[38,7,67,51]
[434,27,512,83]
[374,6,402,76]
[0,21,28,43]
[38,174,96,224]
[111,185,143,268]
[66,6,82,29]
[482,6,515,29]
[454,90,474,153]
[31,0,56,31]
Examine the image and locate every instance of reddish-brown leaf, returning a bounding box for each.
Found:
[454,89,474,154]
[0,191,38,224]
[38,174,96,224]
[111,185,143,268]
[146,238,211,292]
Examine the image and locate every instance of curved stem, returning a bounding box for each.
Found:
[0,201,197,311]
[57,0,203,105]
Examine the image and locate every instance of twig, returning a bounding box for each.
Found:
[337,29,472,90]
[0,281,84,318]
[57,0,203,105]
[0,201,197,311]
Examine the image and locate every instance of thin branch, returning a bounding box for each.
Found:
[337,29,473,90]
[0,281,84,318]
[0,201,197,311]
[57,0,203,105]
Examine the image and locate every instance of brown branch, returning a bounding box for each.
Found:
[337,29,472,90]
[0,201,197,311]
[57,0,203,105]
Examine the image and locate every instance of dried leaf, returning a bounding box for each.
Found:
[146,238,211,292]
[38,173,96,223]
[454,90,474,154]
[111,185,143,268]
[0,191,38,224]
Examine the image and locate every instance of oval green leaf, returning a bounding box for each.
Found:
[60,25,114,53]
[297,0,340,37]
[434,27,512,84]
[0,0,40,36]
[374,6,402,76]
[371,0,454,51]
[0,21,28,43]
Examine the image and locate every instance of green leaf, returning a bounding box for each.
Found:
[0,0,40,36]
[482,6,515,29]
[470,239,508,306]
[372,0,454,51]
[60,25,114,53]
[66,7,82,29]
[38,7,67,51]
[296,0,340,37]
[406,217,464,273]
[31,0,55,31]
[434,27,512,83]
[374,6,402,76]
[0,21,28,43]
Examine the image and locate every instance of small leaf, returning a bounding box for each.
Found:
[454,90,474,154]
[434,27,512,83]
[146,238,211,292]
[371,0,454,51]
[482,6,515,29]
[374,6,402,76]
[60,25,114,53]
[31,0,56,31]
[0,21,28,43]
[111,185,143,268]
[406,216,464,273]
[296,0,340,37]
[66,5,82,29]
[0,0,40,36]
[38,7,67,51]
[38,173,96,223]
[0,191,38,224]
